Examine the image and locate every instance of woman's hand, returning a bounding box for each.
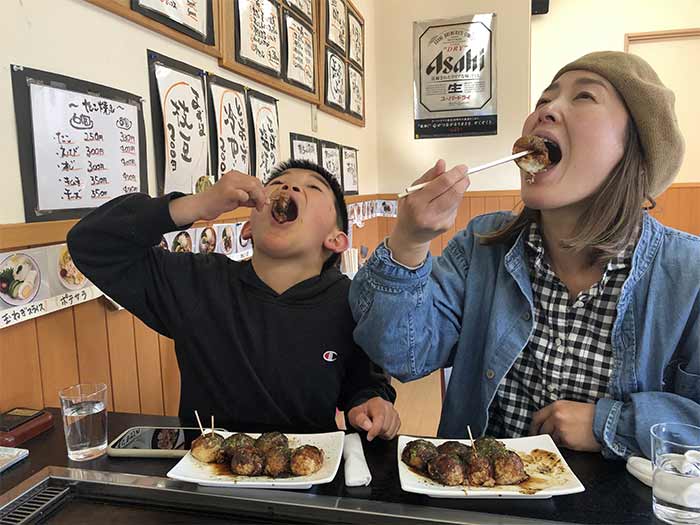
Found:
[169,170,268,226]
[387,160,469,267]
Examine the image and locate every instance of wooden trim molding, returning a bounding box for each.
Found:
[624,28,700,52]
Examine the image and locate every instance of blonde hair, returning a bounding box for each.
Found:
[480,121,652,265]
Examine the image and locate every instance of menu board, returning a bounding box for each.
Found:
[237,0,282,75]
[326,0,346,53]
[348,11,363,68]
[284,13,315,91]
[326,49,346,109]
[154,62,212,194]
[249,91,280,181]
[341,146,358,194]
[209,78,250,177]
[320,141,342,186]
[284,0,312,23]
[290,132,319,163]
[136,0,208,37]
[348,65,363,117]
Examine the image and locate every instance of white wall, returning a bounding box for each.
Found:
[374,0,531,193]
[531,0,700,106]
[0,0,378,224]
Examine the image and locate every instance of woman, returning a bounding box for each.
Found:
[349,51,699,459]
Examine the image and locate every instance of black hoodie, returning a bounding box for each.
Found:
[67,193,395,433]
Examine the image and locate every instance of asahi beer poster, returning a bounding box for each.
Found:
[210,83,250,176]
[290,133,319,164]
[237,0,282,75]
[321,142,342,186]
[137,0,208,36]
[341,147,358,194]
[285,0,312,24]
[155,64,211,194]
[326,49,346,109]
[348,65,363,117]
[348,11,363,68]
[413,13,497,139]
[249,92,280,181]
[285,14,315,91]
[326,0,346,53]
[29,84,142,211]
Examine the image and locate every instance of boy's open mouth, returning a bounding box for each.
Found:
[271,194,299,224]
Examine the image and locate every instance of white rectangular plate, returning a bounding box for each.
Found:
[398,434,585,499]
[167,431,344,489]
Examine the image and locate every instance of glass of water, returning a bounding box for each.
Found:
[58,383,108,461]
[651,422,700,525]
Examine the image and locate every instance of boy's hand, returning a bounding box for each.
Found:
[388,160,470,267]
[528,400,601,452]
[169,170,268,226]
[347,397,401,441]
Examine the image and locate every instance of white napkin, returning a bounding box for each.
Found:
[343,433,371,487]
[626,456,653,487]
[627,454,700,508]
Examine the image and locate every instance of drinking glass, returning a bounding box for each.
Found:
[58,383,108,461]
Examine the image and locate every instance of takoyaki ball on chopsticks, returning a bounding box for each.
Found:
[220,432,256,459]
[191,432,224,463]
[465,454,496,487]
[264,445,292,478]
[230,445,265,476]
[427,454,465,486]
[493,450,529,485]
[436,441,473,463]
[255,431,289,454]
[401,439,439,472]
[290,445,323,476]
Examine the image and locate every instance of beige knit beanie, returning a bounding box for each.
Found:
[553,51,685,197]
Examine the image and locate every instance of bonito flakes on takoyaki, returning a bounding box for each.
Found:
[255,431,289,454]
[401,438,438,471]
[219,432,256,461]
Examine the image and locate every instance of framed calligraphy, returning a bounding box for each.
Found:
[10,65,147,223]
[325,49,346,110]
[341,146,358,195]
[289,132,320,164]
[148,50,212,196]
[132,0,214,44]
[284,0,313,24]
[235,0,282,77]
[326,0,346,54]
[208,75,251,179]
[348,10,363,69]
[347,65,363,118]
[248,90,280,181]
[320,140,342,187]
[283,12,315,92]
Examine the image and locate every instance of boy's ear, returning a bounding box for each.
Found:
[241,221,253,241]
[323,230,350,254]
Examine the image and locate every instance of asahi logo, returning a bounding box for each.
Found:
[426,47,485,76]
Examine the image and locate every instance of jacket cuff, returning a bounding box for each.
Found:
[364,241,433,288]
[594,398,629,459]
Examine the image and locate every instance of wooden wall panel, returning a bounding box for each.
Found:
[35,309,79,408]
[0,320,44,411]
[73,300,114,410]
[133,319,165,415]
[158,335,181,417]
[105,308,141,413]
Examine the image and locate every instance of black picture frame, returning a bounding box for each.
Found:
[131,0,215,45]
[207,75,251,180]
[324,48,347,111]
[234,0,283,78]
[247,90,280,181]
[347,9,364,70]
[325,0,347,55]
[347,64,363,119]
[340,145,358,195]
[289,132,320,164]
[282,11,316,93]
[283,0,313,25]
[319,139,343,187]
[10,64,148,223]
[147,50,209,196]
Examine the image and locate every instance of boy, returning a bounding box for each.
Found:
[68,160,399,440]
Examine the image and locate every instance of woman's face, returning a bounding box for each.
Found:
[520,70,629,212]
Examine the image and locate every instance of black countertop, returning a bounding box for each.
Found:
[0,409,660,524]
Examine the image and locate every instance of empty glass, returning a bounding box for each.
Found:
[58,383,108,461]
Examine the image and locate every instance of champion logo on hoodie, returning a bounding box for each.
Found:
[322,350,338,362]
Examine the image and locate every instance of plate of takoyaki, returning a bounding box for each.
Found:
[167,429,344,489]
[398,434,584,499]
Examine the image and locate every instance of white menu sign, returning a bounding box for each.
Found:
[210,84,250,175]
[285,14,315,90]
[138,0,208,36]
[238,0,282,74]
[250,94,280,181]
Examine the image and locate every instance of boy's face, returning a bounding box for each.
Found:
[244,169,345,263]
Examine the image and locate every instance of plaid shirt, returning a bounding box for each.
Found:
[486,222,634,438]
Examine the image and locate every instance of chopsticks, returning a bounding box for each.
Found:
[397,150,531,198]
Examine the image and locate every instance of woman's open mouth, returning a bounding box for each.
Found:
[512,135,562,183]
[271,194,299,224]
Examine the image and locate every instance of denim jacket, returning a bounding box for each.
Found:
[350,212,700,459]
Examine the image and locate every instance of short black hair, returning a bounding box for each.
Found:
[265,159,349,270]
